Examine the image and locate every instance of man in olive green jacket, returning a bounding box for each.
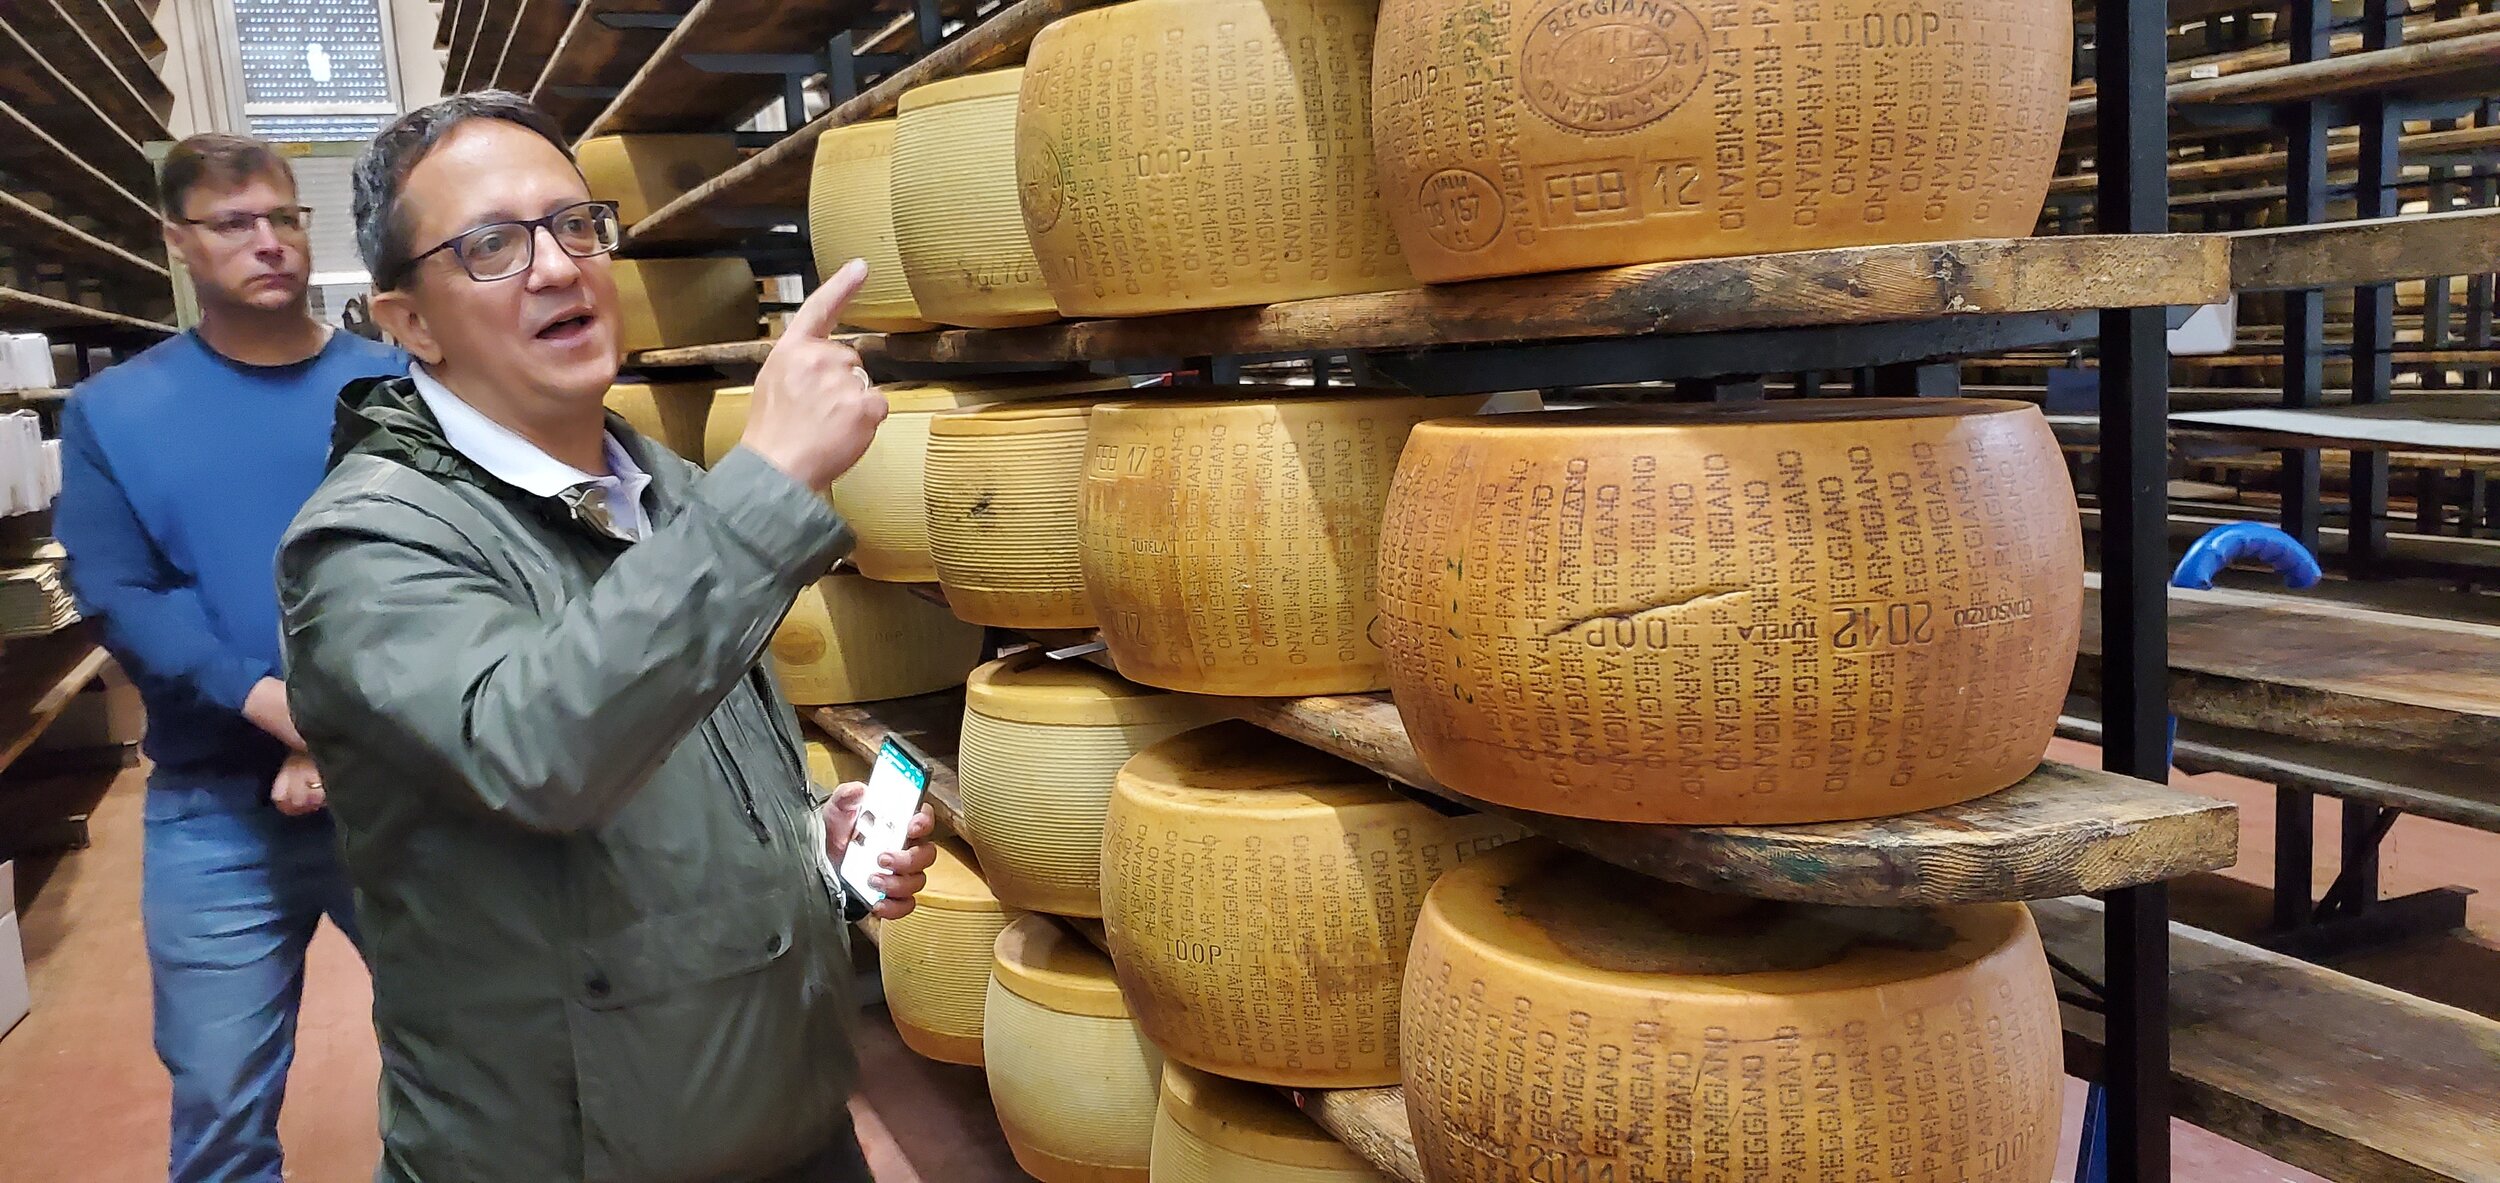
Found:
[276,92,930,1182]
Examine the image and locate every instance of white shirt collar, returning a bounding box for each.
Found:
[409,363,653,540]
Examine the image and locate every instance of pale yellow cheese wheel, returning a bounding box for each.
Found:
[577,134,743,225]
[804,736,872,787]
[958,652,1218,917]
[1016,0,1412,317]
[610,257,760,353]
[1150,1063,1389,1182]
[1102,722,1528,1088]
[700,386,752,468]
[769,574,985,706]
[603,380,716,461]
[1376,399,2083,825]
[835,376,1134,583]
[808,118,934,333]
[1079,390,1530,697]
[1369,0,2073,282]
[985,915,1161,1183]
[1401,842,2064,1183]
[881,840,1019,1065]
[891,68,1061,328]
[925,399,1099,628]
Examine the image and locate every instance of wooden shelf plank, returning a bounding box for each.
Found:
[582,0,880,138]
[2231,210,2500,294]
[0,99,158,242]
[2067,10,2500,101]
[2070,31,2500,129]
[624,0,1113,249]
[0,17,148,193]
[0,626,106,779]
[2040,895,2500,1183]
[531,0,693,137]
[53,0,169,121]
[97,0,160,58]
[0,285,172,335]
[443,0,485,94]
[2059,707,2500,834]
[456,0,522,94]
[10,0,167,140]
[0,188,169,288]
[807,693,968,831]
[436,0,465,50]
[2049,124,2500,197]
[490,0,573,93]
[627,234,2228,369]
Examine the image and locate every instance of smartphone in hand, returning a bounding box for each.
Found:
[835,737,929,909]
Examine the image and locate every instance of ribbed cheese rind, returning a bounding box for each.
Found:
[804,737,871,788]
[892,68,1061,328]
[960,709,1203,917]
[1370,0,2073,282]
[925,402,1098,628]
[610,258,759,352]
[808,119,934,332]
[1017,0,1412,316]
[1401,843,2064,1183]
[1102,722,1528,1088]
[768,575,986,706]
[881,841,1018,1066]
[577,134,743,225]
[604,381,716,461]
[1375,399,2083,824]
[1151,1064,1388,1179]
[985,980,1161,1183]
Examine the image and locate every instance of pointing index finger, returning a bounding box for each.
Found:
[782,258,870,342]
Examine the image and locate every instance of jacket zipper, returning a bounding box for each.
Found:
[700,713,770,845]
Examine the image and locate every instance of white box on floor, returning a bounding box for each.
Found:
[0,860,25,1041]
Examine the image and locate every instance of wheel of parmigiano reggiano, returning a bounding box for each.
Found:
[959,653,1217,917]
[609,258,760,352]
[891,69,1060,328]
[804,736,872,788]
[1150,1063,1390,1183]
[1015,0,1412,317]
[1369,0,2073,282]
[1080,390,1529,697]
[769,574,985,706]
[985,915,1162,1183]
[1375,399,2082,825]
[925,400,1099,628]
[1401,842,2064,1183]
[836,377,1133,583]
[604,381,716,461]
[808,119,934,333]
[577,134,743,226]
[881,840,1019,1065]
[1102,722,1527,1088]
[699,386,751,469]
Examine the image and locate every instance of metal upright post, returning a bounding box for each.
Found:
[2095,0,2172,1177]
[2349,0,2402,575]
[2279,0,2329,554]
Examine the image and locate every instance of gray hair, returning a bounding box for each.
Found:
[353,90,574,290]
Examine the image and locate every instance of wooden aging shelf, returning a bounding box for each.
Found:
[530,0,693,136]
[581,0,887,139]
[0,286,171,336]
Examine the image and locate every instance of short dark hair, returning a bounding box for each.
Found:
[353,90,575,289]
[159,132,295,218]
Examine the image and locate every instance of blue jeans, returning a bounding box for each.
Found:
[142,779,363,1183]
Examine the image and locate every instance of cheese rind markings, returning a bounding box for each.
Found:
[985,915,1161,1183]
[808,118,936,333]
[892,68,1062,328]
[925,399,1101,628]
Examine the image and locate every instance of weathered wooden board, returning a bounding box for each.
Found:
[2169,398,2500,456]
[2050,125,2500,196]
[0,284,171,335]
[583,0,879,138]
[2039,896,2500,1183]
[54,0,168,118]
[0,17,147,190]
[445,0,485,93]
[2070,31,2500,128]
[0,99,159,243]
[9,0,167,138]
[532,0,692,137]
[96,0,160,58]
[2076,574,2500,758]
[0,188,166,287]
[0,627,107,780]
[2231,210,2500,294]
[490,0,572,93]
[2077,506,2500,577]
[809,693,968,831]
[454,0,522,93]
[2059,707,2500,834]
[2067,10,2500,100]
[436,0,464,50]
[1295,1088,1425,1183]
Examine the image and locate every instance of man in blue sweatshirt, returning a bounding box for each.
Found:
[55,132,407,1182]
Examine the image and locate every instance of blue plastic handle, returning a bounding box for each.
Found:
[2171,522,2322,591]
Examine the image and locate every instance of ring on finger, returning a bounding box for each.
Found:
[851,364,874,389]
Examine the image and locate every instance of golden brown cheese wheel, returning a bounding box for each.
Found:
[881,840,1019,1065]
[1150,1063,1390,1183]
[1080,390,1529,697]
[803,736,872,788]
[808,119,934,333]
[891,69,1061,328]
[959,653,1218,917]
[604,381,715,461]
[1402,842,2063,1183]
[699,386,752,469]
[1102,721,1528,1088]
[769,574,986,706]
[1016,0,1412,317]
[985,915,1162,1183]
[835,376,1134,583]
[1369,0,2073,282]
[609,257,760,352]
[925,400,1099,628]
[576,134,743,225]
[1375,399,2082,824]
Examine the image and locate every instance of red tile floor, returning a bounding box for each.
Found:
[4,751,2490,1181]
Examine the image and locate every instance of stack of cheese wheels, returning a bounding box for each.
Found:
[1016,0,1411,316]
[1079,390,1524,697]
[891,68,1060,328]
[985,915,1163,1183]
[699,387,752,468]
[608,258,760,352]
[835,376,1132,583]
[880,840,1019,1066]
[769,574,985,706]
[1368,0,2072,282]
[604,380,715,461]
[958,652,1215,917]
[1102,721,1526,1088]
[925,399,1100,628]
[1151,1063,1390,1183]
[807,118,932,333]
[1375,399,2083,824]
[576,134,742,225]
[1401,842,2063,1183]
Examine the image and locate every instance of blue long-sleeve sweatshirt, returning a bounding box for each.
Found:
[56,328,407,791]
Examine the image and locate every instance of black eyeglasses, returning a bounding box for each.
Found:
[392,200,622,287]
[175,205,314,240]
